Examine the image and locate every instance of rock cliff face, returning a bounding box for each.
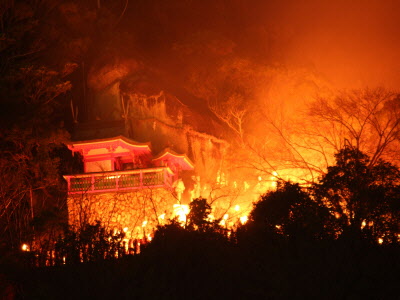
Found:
[73,63,230,205]
[121,86,229,186]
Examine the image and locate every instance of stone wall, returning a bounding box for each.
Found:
[67,188,177,240]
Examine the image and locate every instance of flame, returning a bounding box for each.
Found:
[173,204,189,223]
[207,214,215,222]
[361,221,366,229]
[240,215,248,225]
[21,243,29,251]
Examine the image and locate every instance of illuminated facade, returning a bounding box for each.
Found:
[64,136,193,241]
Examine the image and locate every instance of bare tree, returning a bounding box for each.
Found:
[214,87,400,187]
[0,65,72,251]
[249,88,400,184]
[308,88,400,167]
[208,94,248,146]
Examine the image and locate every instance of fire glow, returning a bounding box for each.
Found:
[173,204,190,223]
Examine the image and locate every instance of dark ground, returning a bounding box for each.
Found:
[1,239,399,300]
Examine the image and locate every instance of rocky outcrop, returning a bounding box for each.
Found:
[75,62,230,186]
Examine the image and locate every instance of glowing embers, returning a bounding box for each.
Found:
[376,234,400,245]
[361,220,367,229]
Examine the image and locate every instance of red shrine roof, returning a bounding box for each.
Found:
[68,136,152,155]
[64,136,194,194]
[152,148,194,170]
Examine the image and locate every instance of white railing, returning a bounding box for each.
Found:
[64,167,174,194]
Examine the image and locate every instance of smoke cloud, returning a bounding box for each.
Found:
[116,0,400,91]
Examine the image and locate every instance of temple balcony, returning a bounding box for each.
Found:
[63,167,174,194]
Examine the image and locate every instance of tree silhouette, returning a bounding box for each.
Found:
[186,197,212,231]
[247,181,336,241]
[314,146,400,243]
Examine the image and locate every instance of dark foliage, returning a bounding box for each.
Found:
[0,1,82,252]
[314,146,400,242]
[54,221,126,265]
[4,214,399,299]
[240,181,337,244]
[187,197,212,229]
